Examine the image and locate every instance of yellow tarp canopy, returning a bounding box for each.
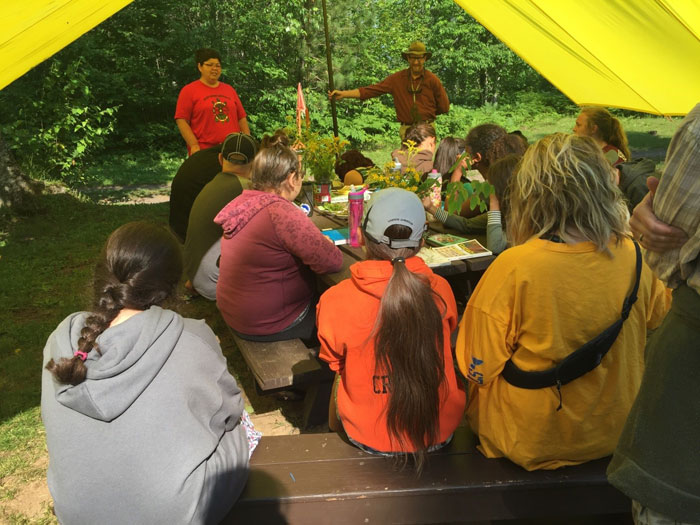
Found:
[0,0,133,91]
[455,0,700,116]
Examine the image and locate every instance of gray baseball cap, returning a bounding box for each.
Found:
[362,188,427,248]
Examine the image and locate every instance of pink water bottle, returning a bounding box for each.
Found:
[348,187,365,247]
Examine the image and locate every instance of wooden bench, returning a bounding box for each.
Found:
[226,427,631,524]
[228,329,334,429]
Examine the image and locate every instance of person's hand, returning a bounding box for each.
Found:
[450,166,464,184]
[630,176,687,252]
[189,144,201,155]
[489,192,500,211]
[422,194,437,215]
[329,90,345,101]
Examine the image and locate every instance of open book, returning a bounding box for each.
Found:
[418,239,492,267]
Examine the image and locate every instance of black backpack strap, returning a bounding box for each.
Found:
[501,241,642,397]
[621,240,642,320]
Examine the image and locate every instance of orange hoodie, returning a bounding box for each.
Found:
[317,256,466,452]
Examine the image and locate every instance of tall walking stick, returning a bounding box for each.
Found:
[321,0,339,137]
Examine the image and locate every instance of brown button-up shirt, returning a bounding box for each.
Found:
[358,68,450,124]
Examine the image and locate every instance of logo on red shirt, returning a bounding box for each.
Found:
[212,98,230,123]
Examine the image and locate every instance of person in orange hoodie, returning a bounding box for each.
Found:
[316,188,466,471]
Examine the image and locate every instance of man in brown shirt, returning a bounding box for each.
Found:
[329,41,450,139]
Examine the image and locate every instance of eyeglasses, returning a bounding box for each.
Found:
[407,56,426,62]
[202,62,222,69]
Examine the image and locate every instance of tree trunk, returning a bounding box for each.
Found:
[0,132,41,212]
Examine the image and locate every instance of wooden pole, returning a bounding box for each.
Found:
[321,0,339,137]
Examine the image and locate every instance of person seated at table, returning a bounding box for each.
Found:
[455,133,670,471]
[509,129,529,146]
[183,132,258,300]
[335,149,375,185]
[573,107,630,167]
[433,136,467,183]
[391,122,436,175]
[465,124,529,183]
[423,154,520,254]
[215,143,343,344]
[425,125,527,233]
[316,188,466,471]
[261,128,290,148]
[169,144,224,242]
[41,222,254,524]
[483,154,520,254]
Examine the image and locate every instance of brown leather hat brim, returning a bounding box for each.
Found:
[402,52,432,60]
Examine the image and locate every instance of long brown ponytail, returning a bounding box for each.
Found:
[364,224,446,472]
[46,222,182,385]
[582,107,631,161]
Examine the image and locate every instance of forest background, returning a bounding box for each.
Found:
[0,0,586,188]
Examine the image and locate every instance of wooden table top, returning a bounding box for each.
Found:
[311,209,494,288]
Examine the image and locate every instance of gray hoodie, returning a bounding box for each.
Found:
[41,306,248,524]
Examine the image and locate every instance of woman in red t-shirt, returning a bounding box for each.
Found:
[175,48,250,155]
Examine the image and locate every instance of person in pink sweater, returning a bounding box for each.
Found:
[215,141,343,344]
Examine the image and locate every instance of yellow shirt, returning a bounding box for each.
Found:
[456,237,671,470]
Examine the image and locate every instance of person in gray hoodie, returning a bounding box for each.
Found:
[41,222,251,524]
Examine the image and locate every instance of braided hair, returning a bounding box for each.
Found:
[46,222,182,385]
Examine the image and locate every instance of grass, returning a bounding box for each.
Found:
[81,150,183,187]
[0,194,170,421]
[363,113,680,167]
[75,150,183,203]
[0,409,46,500]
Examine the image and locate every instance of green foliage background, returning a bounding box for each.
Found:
[0,0,574,185]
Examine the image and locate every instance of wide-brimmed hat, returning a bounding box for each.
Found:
[401,41,432,60]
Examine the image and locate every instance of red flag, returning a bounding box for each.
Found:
[296,83,310,134]
[296,83,306,115]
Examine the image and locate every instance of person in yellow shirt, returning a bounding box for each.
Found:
[455,133,670,471]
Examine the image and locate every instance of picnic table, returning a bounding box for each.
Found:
[311,208,495,289]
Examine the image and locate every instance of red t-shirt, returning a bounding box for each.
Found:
[174,80,247,152]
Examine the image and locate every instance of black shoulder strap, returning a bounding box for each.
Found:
[501,241,642,395]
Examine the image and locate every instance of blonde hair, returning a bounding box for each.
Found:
[581,107,631,160]
[507,133,629,254]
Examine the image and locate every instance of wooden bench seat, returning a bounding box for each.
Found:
[228,329,333,428]
[226,427,630,524]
